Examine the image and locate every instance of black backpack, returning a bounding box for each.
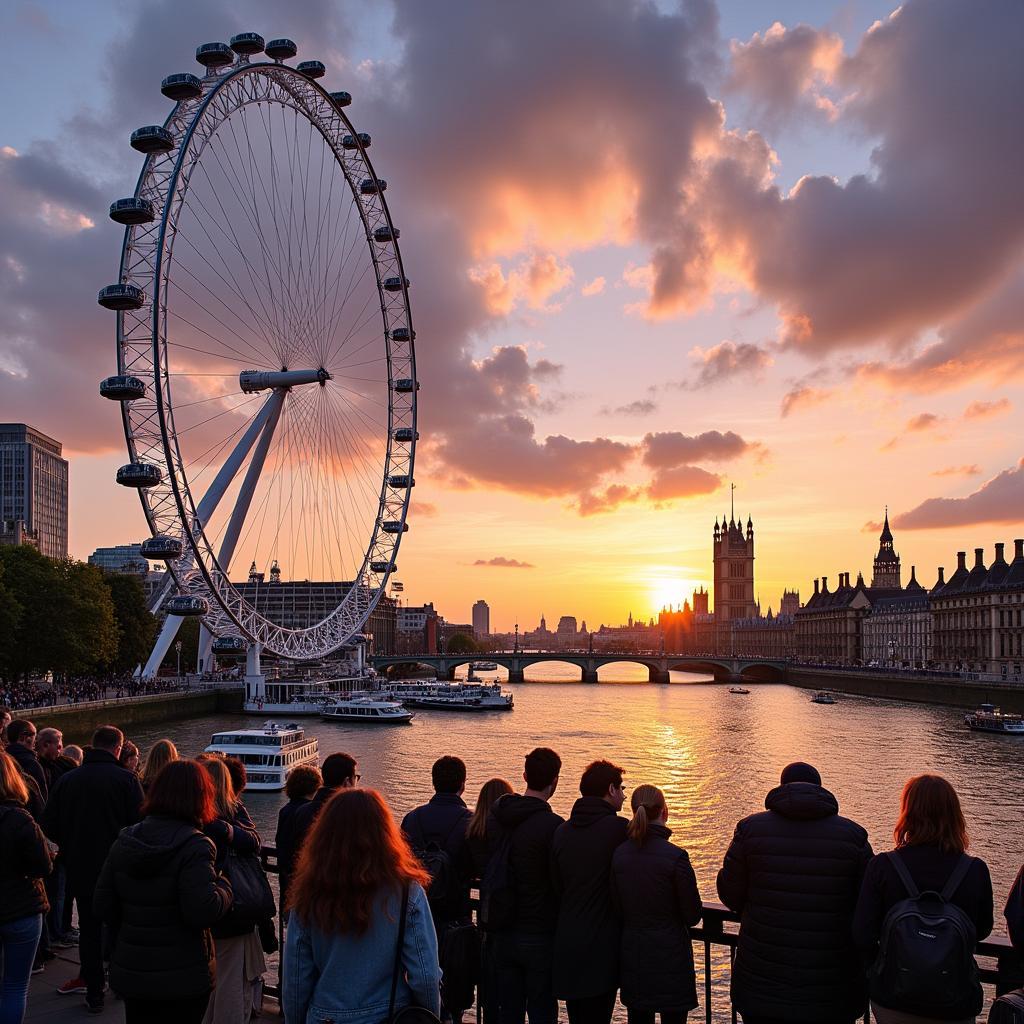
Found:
[990,990,1024,1024]
[478,819,516,932]
[410,812,463,917]
[869,852,980,1014]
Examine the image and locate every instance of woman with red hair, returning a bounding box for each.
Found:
[853,774,992,1024]
[283,787,441,1023]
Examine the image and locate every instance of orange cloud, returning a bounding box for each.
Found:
[469,252,575,315]
[472,556,535,569]
[780,385,832,417]
[964,398,1011,420]
[581,276,606,297]
[895,458,1024,529]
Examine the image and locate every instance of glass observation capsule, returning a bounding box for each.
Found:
[382,276,409,292]
[130,126,175,154]
[98,284,145,310]
[381,521,409,534]
[297,60,325,79]
[360,177,387,194]
[229,33,265,55]
[115,463,163,488]
[195,42,233,69]
[390,327,414,342]
[141,535,184,560]
[99,375,146,400]
[161,73,203,100]
[265,38,298,60]
[393,428,419,442]
[388,474,414,488]
[109,198,155,225]
[165,595,210,616]
[330,91,352,107]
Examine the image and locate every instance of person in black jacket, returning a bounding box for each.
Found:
[36,728,76,949]
[42,724,144,1012]
[717,761,872,1024]
[485,746,563,1024]
[551,759,629,1024]
[277,751,358,901]
[0,749,53,1024]
[1005,863,1024,954]
[402,754,474,927]
[5,719,47,799]
[611,784,702,1024]
[852,774,992,1024]
[94,759,232,1024]
[274,764,321,913]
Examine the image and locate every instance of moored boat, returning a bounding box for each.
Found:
[965,704,1024,734]
[205,721,318,791]
[320,696,414,724]
[378,678,513,711]
[729,686,750,695]
[811,691,838,704]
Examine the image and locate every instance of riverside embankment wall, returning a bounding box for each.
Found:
[20,688,244,743]
[787,666,1024,712]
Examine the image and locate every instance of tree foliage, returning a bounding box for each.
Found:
[103,572,158,674]
[444,632,477,654]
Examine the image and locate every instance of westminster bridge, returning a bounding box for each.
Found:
[369,652,789,684]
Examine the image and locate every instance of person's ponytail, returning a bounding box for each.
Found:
[627,784,665,845]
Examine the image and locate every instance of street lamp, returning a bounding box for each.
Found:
[175,639,183,679]
[514,623,519,654]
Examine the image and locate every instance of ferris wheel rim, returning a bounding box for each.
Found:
[114,55,417,658]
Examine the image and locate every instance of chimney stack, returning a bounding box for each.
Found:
[1016,539,1024,560]
[957,551,967,571]
[813,579,820,595]
[995,542,1005,562]
[936,567,945,586]
[974,547,985,568]
[822,576,829,593]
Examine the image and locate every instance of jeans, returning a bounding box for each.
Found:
[0,913,43,1024]
[626,1012,687,1024]
[45,862,66,941]
[125,992,210,1024]
[566,991,618,1024]
[492,931,557,1024]
[75,881,104,1005]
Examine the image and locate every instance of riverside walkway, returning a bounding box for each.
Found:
[25,847,1018,1023]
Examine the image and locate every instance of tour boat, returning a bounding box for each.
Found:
[320,696,414,724]
[205,722,319,791]
[729,686,751,695]
[470,661,499,672]
[965,704,1024,734]
[811,691,838,704]
[242,674,371,715]
[377,679,514,711]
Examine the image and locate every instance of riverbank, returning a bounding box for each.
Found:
[13,688,243,743]
[788,666,1024,711]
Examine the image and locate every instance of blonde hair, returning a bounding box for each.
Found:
[200,755,237,818]
[0,750,30,805]
[142,739,179,788]
[467,777,514,841]
[627,784,666,845]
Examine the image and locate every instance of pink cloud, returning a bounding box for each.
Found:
[931,465,981,478]
[686,340,774,388]
[581,276,606,297]
[646,464,722,502]
[472,556,534,568]
[642,430,754,469]
[963,398,1011,420]
[780,385,832,417]
[894,458,1024,529]
[469,252,575,314]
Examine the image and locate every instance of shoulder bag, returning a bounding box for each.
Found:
[387,884,441,1024]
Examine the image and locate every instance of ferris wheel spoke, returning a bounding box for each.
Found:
[325,289,383,366]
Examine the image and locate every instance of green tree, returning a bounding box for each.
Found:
[0,545,61,680]
[53,560,118,677]
[103,573,158,673]
[0,559,23,675]
[444,632,477,654]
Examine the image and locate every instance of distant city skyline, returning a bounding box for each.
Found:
[3,1,1021,633]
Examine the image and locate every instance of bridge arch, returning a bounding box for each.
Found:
[517,657,587,682]
[666,659,729,679]
[737,662,786,683]
[594,659,665,683]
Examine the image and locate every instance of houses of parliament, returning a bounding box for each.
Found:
[659,509,1024,680]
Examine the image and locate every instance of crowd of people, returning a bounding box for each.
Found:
[3,715,1024,1024]
[0,675,190,711]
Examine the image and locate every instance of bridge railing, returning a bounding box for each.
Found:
[259,847,1016,1022]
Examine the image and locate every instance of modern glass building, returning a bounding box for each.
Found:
[0,423,68,559]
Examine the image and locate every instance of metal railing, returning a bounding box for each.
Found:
[259,847,1018,1023]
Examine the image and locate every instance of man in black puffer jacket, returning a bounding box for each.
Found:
[551,759,629,1024]
[717,762,872,1024]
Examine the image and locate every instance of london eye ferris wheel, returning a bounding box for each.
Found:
[97,33,418,675]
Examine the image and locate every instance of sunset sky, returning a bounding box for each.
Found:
[1,0,1022,632]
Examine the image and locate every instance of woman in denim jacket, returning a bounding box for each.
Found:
[284,788,441,1024]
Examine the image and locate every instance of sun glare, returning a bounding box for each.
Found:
[649,577,693,614]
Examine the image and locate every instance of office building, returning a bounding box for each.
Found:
[0,423,68,559]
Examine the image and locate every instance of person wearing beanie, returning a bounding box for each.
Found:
[716,762,872,1024]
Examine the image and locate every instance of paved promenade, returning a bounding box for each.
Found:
[26,948,280,1021]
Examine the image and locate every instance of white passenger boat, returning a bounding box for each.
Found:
[470,660,499,672]
[205,722,319,791]
[965,704,1024,734]
[378,679,514,711]
[811,691,838,704]
[242,675,370,715]
[320,696,414,724]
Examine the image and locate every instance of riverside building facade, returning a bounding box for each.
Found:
[0,422,69,559]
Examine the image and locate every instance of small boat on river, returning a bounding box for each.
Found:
[965,704,1024,734]
[320,696,414,724]
[729,686,750,695]
[811,691,838,705]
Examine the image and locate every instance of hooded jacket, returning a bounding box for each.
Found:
[550,796,628,998]
[611,821,702,1013]
[402,792,473,924]
[716,781,872,1022]
[486,794,563,934]
[7,741,47,800]
[94,815,232,999]
[0,799,52,924]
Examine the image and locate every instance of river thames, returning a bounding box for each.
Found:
[127,666,1022,1020]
